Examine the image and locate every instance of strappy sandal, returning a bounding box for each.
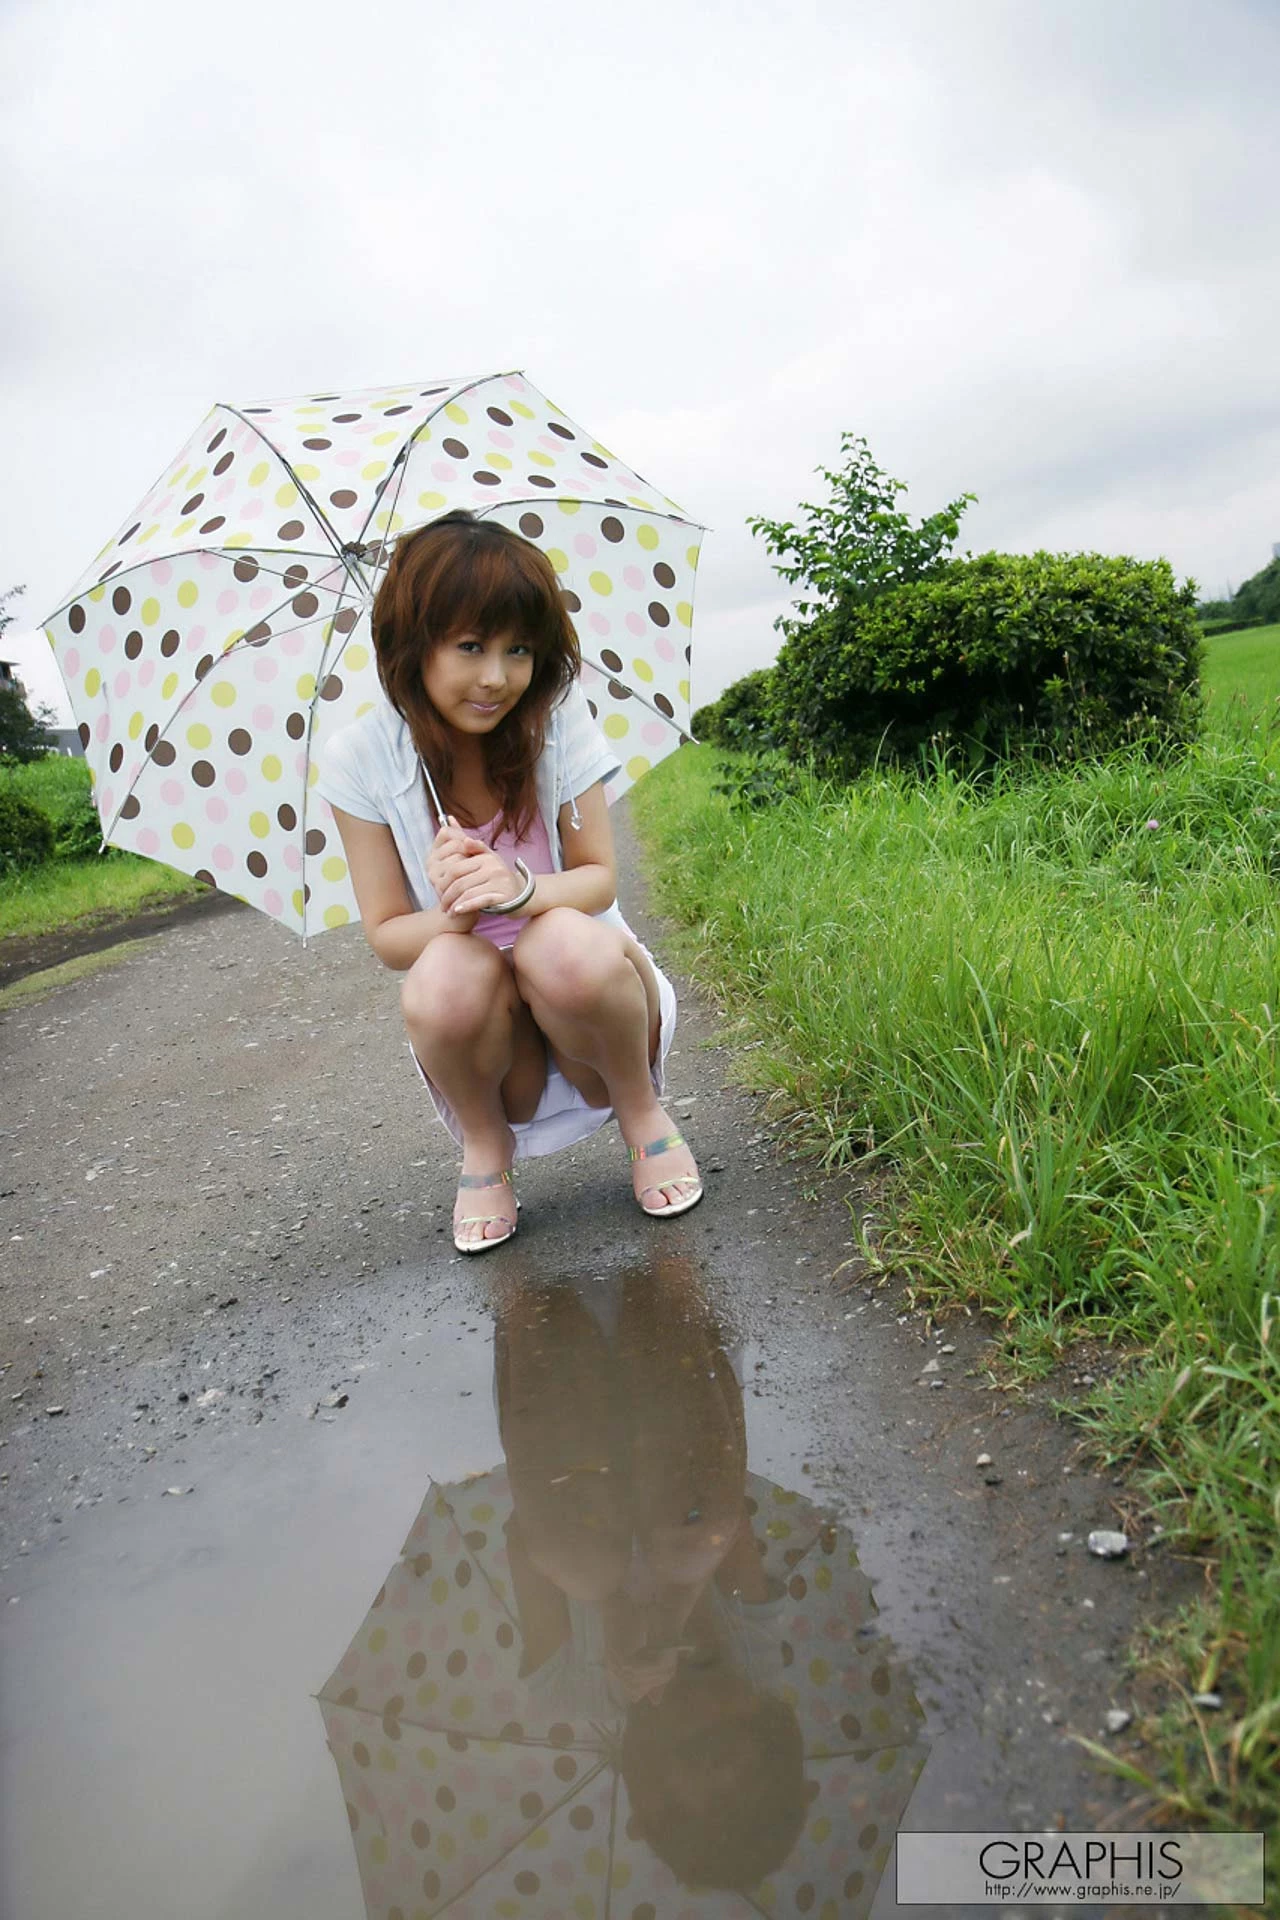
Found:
[453,1169,518,1254]
[628,1132,704,1219]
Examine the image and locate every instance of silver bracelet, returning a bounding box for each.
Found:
[476,857,536,917]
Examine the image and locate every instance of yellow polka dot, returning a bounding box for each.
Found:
[323,904,351,929]
[588,571,613,596]
[625,754,652,781]
[528,450,554,469]
[497,1902,519,1920]
[631,658,654,683]
[224,532,252,548]
[171,519,196,539]
[256,753,280,784]
[307,762,319,788]
[415,1684,439,1712]
[430,1577,448,1605]
[510,400,536,419]
[210,682,236,708]
[471,1503,495,1522]
[610,1862,632,1890]
[870,1706,891,1736]
[572,1894,597,1920]
[556,498,580,515]
[177,580,198,609]
[468,1813,489,1841]
[187,466,208,490]
[369,1835,387,1866]
[171,822,195,851]
[293,463,321,482]
[249,461,270,487]
[678,678,690,700]
[636,524,659,551]
[417,491,446,510]
[371,430,398,447]
[127,711,144,740]
[140,597,160,626]
[83,667,102,697]
[766,1519,791,1539]
[451,1693,474,1719]
[526,1826,550,1851]
[296,673,317,701]
[249,811,270,840]
[438,1834,457,1863]
[444,402,470,424]
[686,543,700,569]
[88,585,107,602]
[377,1748,397,1772]
[162,672,180,700]
[373,509,405,532]
[584,1847,607,1875]
[811,1815,832,1842]
[676,601,693,627]
[486,452,512,470]
[355,700,375,718]
[368,1627,387,1653]
[138,525,159,545]
[815,1564,832,1590]
[361,460,387,481]
[320,854,347,883]
[460,1607,480,1634]
[344,643,370,671]
[292,889,305,917]
[545,548,569,574]
[603,714,628,740]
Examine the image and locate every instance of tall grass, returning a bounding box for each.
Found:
[631,716,1280,1826]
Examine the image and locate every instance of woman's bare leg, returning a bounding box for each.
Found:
[400,934,547,1245]
[511,909,699,1211]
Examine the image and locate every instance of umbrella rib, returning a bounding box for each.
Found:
[353,368,524,554]
[478,494,709,533]
[578,656,689,736]
[220,406,350,571]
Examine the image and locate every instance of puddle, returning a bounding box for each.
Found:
[2,1244,1104,1919]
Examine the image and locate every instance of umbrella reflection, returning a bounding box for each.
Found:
[318,1258,928,1916]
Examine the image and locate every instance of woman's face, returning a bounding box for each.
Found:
[422,627,535,735]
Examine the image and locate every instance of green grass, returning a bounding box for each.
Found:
[0,756,202,940]
[1201,619,1280,716]
[631,711,1280,1839]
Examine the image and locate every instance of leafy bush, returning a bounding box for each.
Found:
[767,550,1203,777]
[51,788,106,860]
[692,667,780,750]
[0,789,56,872]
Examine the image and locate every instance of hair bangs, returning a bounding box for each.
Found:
[427,531,561,656]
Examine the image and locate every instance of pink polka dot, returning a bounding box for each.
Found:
[429,1620,449,1649]
[623,566,643,591]
[241,496,263,519]
[655,634,675,662]
[150,560,173,585]
[588,612,610,636]
[487,429,513,449]
[335,449,360,468]
[283,844,302,873]
[160,778,183,805]
[552,1861,575,1888]
[212,844,234,873]
[252,657,278,683]
[493,1777,515,1803]
[63,647,80,677]
[642,721,665,747]
[293,751,308,778]
[250,584,274,609]
[225,767,248,797]
[401,1619,423,1647]
[198,550,221,571]
[138,660,156,687]
[94,712,110,741]
[279,631,305,656]
[136,828,159,856]
[626,612,646,637]
[205,796,229,824]
[491,1688,516,1716]
[537,434,561,453]
[99,624,118,654]
[217,589,239,615]
[573,534,597,558]
[113,669,131,698]
[214,475,235,502]
[153,495,174,519]
[473,1652,494,1681]
[253,704,275,730]
[432,461,459,483]
[98,786,114,817]
[504,374,523,390]
[338,1648,360,1676]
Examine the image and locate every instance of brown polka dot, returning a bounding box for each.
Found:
[518,513,543,538]
[499,1721,525,1741]
[302,437,332,450]
[345,1801,359,1833]
[582,452,607,470]
[599,649,623,673]
[99,561,122,581]
[320,673,343,701]
[796,1886,815,1913]
[647,601,670,628]
[124,629,143,660]
[213,451,234,475]
[820,1526,838,1554]
[277,519,305,540]
[455,1560,471,1587]
[195,654,214,682]
[548,1722,573,1748]
[382,1715,401,1742]
[435,1785,455,1812]
[514,1871,540,1895]
[630,1907,656,1920]
[568,1806,593,1831]
[246,622,272,647]
[519,1792,543,1820]
[780,1640,794,1668]
[859,1822,879,1851]
[745,1496,758,1515]
[121,794,142,820]
[228,729,252,756]
[587,699,598,719]
[487,406,513,425]
[406,1651,426,1679]
[388,1907,404,1920]
[332,411,361,423]
[446,1731,469,1753]
[144,724,160,752]
[334,607,358,633]
[654,693,675,719]
[871,1664,890,1695]
[286,712,306,740]
[553,1755,577,1782]
[118,523,140,546]
[181,493,204,516]
[789,1575,808,1600]
[68,604,86,633]
[562,590,581,613]
[192,761,216,788]
[804,1778,821,1804]
[199,517,225,535]
[411,1552,432,1576]
[607,679,631,701]
[152,739,176,767]
[304,828,326,854]
[442,438,469,459]
[233,557,259,583]
[495,1622,514,1648]
[352,1742,370,1768]
[411,1819,430,1849]
[384,404,413,417]
[78,722,92,750]
[330,488,357,509]
[336,1687,358,1707]
[548,421,575,440]
[473,470,500,486]
[246,851,268,878]
[194,867,215,886]
[600,516,625,543]
[108,743,124,773]
[292,591,319,618]
[445,1650,467,1677]
[112,586,132,615]
[420,1871,440,1900]
[527,474,554,489]
[844,1871,865,1900]
[653,562,676,587]
[207,427,227,452]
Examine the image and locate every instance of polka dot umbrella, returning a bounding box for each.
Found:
[317,1469,928,1919]
[41,373,704,937]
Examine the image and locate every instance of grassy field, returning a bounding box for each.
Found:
[1202,618,1280,712]
[632,630,1280,1836]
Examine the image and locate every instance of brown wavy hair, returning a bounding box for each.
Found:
[371,510,581,835]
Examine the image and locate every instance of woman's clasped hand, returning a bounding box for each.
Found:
[426,817,519,919]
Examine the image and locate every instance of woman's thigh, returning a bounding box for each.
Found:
[512,912,662,1108]
[403,934,549,1124]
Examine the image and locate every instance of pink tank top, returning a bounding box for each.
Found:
[466,806,554,950]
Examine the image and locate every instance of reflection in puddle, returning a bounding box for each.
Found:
[319,1259,928,1916]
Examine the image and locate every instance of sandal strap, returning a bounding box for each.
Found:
[457,1169,514,1190]
[457,1212,515,1228]
[628,1133,687,1162]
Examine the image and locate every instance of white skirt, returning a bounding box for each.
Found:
[409,938,678,1162]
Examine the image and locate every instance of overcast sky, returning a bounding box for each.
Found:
[3,0,1277,722]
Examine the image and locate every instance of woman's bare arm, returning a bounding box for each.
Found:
[329,807,479,971]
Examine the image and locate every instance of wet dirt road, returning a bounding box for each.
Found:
[0,813,1190,1919]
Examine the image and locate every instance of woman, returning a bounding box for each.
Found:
[316,510,702,1251]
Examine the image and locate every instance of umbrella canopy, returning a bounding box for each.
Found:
[41,373,704,937]
[317,1468,928,1919]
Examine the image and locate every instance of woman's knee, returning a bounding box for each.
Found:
[400,934,511,1039]
[513,909,628,1009]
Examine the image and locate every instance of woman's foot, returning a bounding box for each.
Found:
[624,1108,703,1218]
[454,1128,518,1252]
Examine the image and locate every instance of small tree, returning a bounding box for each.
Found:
[0,586,56,764]
[747,434,976,641]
